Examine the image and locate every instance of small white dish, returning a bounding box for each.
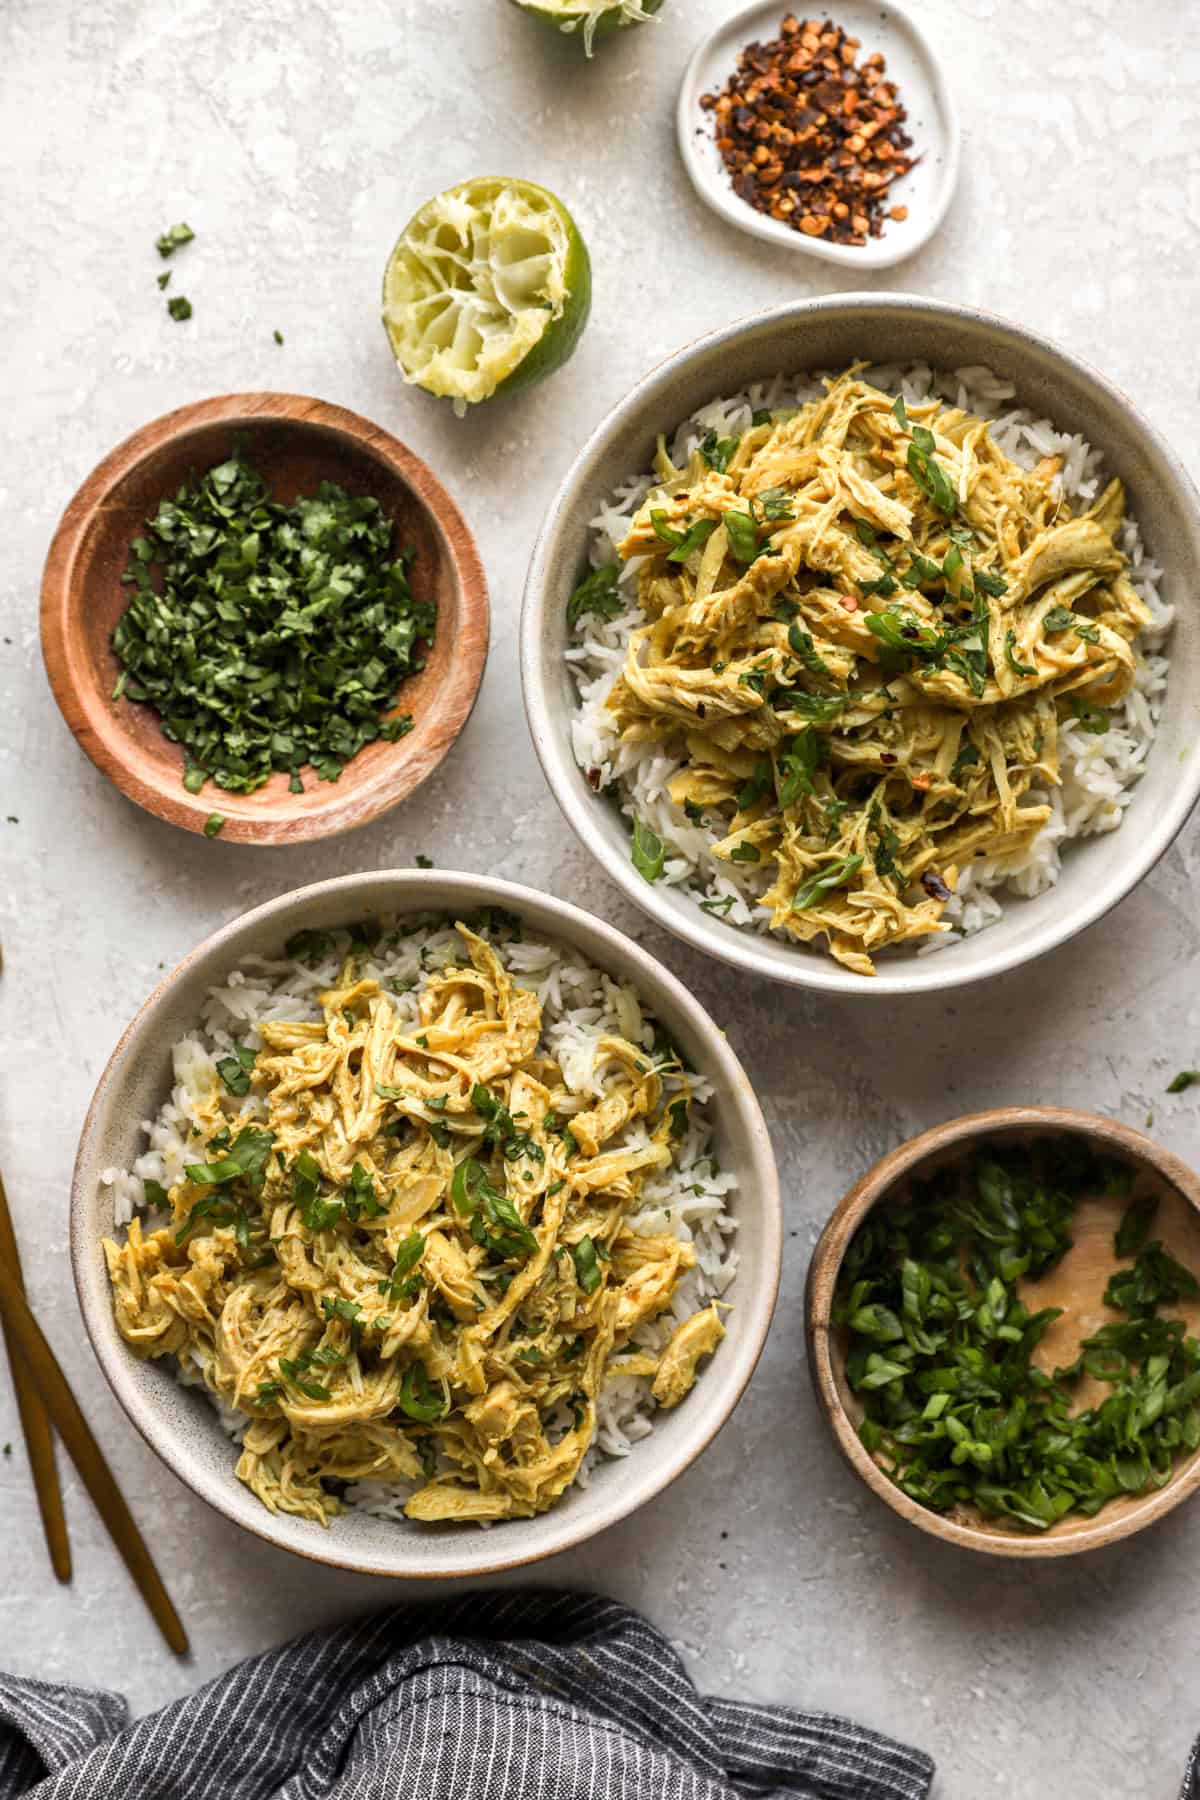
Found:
[676,0,960,271]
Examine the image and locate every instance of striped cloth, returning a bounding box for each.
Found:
[0,1590,933,1799]
[1184,1739,1200,1799]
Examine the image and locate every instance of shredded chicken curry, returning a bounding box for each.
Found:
[104,924,724,1526]
[603,371,1150,974]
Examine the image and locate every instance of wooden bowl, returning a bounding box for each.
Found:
[807,1107,1200,1558]
[40,393,488,844]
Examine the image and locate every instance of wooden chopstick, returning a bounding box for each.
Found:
[0,1259,189,1656]
[0,1171,71,1582]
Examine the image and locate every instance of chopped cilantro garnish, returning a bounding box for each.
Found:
[951,742,981,783]
[1004,630,1037,678]
[777,729,819,807]
[155,222,194,258]
[700,430,740,473]
[892,399,956,515]
[787,623,832,679]
[112,443,432,798]
[215,1044,256,1096]
[566,562,622,628]
[383,1233,426,1302]
[573,1235,602,1295]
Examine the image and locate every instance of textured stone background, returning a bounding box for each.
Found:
[1,1,1198,1793]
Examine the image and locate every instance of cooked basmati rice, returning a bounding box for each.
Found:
[101,917,739,1520]
[567,364,1173,959]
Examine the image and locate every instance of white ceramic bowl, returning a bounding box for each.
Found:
[71,871,782,1578]
[676,0,960,270]
[520,295,1200,997]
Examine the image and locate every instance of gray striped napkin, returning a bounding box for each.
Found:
[0,1589,933,1798]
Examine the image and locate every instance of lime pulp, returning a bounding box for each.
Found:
[509,0,664,56]
[382,176,591,411]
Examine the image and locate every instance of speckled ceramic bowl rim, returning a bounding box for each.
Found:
[806,1106,1200,1557]
[520,293,1200,998]
[70,870,782,1579]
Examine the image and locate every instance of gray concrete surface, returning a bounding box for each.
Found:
[1,1,1198,1793]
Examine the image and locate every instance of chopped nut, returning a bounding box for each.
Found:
[700,16,915,247]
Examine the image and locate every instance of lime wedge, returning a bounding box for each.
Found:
[510,0,663,55]
[382,177,591,412]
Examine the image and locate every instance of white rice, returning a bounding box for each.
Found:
[101,917,738,1521]
[566,364,1173,958]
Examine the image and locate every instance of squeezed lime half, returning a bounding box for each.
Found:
[509,0,664,56]
[382,176,591,411]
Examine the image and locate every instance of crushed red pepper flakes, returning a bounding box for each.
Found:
[700,13,917,247]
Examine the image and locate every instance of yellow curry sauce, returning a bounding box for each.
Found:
[104,925,723,1526]
[605,371,1149,973]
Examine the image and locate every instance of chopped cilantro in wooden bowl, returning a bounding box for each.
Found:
[40,394,488,844]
